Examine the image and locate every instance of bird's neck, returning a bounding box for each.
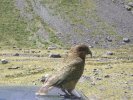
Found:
[68,52,86,61]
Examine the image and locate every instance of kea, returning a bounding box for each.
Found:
[36,44,92,98]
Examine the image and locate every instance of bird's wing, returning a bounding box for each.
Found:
[45,58,84,87]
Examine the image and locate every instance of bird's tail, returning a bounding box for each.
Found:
[35,84,53,96]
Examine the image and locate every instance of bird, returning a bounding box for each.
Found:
[35,44,92,98]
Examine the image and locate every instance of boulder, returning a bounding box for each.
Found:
[1,59,8,64]
[48,46,57,50]
[8,66,20,69]
[13,53,19,56]
[123,38,130,43]
[106,36,112,42]
[104,75,110,78]
[106,51,114,55]
[124,5,132,11]
[128,2,133,7]
[49,53,61,58]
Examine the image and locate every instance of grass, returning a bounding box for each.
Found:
[41,0,118,36]
[0,0,63,49]
[0,45,133,99]
[0,0,35,48]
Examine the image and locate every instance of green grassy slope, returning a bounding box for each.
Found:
[0,0,62,49]
[0,0,35,48]
[41,0,117,35]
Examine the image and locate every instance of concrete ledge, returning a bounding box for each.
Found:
[0,86,88,100]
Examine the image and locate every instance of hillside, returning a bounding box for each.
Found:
[0,0,133,48]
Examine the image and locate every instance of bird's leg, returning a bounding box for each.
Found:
[67,90,81,99]
[60,88,72,98]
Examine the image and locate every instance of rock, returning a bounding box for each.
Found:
[124,5,132,11]
[13,53,19,56]
[49,53,61,58]
[31,51,41,53]
[123,38,130,43]
[94,73,99,75]
[128,2,133,7]
[13,46,17,49]
[98,86,106,91]
[47,50,51,53]
[81,75,90,81]
[104,75,110,78]
[94,41,99,44]
[93,69,98,73]
[8,66,20,69]
[40,74,50,83]
[96,77,102,80]
[31,51,35,53]
[48,46,57,50]
[1,59,8,64]
[105,64,113,69]
[89,45,93,48]
[91,82,96,86]
[106,51,114,55]
[106,36,112,42]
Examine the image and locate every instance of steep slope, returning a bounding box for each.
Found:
[0,0,133,48]
[35,0,133,48]
[0,0,33,48]
[0,0,62,49]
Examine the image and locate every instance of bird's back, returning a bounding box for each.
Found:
[45,57,85,88]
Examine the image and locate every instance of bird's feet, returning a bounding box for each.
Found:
[59,94,81,99]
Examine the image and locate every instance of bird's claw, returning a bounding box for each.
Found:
[59,93,81,99]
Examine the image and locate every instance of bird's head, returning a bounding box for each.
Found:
[70,44,92,59]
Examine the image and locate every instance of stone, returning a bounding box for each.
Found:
[81,75,90,81]
[13,53,19,56]
[89,45,93,48]
[96,77,102,80]
[98,86,106,91]
[124,5,132,11]
[8,66,20,69]
[40,74,50,83]
[106,36,112,42]
[123,38,130,43]
[128,2,133,7]
[106,51,114,55]
[48,46,57,50]
[49,53,61,58]
[104,75,110,78]
[105,64,113,69]
[91,82,96,86]
[93,69,98,73]
[1,59,8,64]
[13,46,17,48]
[94,41,99,44]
